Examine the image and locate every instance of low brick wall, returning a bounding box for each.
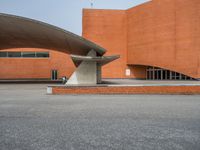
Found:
[49,85,200,95]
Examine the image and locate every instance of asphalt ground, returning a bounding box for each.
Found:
[0,84,200,150]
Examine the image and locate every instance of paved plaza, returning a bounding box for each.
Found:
[102,79,200,86]
[0,83,200,150]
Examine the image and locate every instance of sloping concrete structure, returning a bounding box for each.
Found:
[67,50,119,85]
[0,13,119,85]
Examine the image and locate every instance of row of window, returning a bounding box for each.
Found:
[0,52,49,58]
[146,67,194,80]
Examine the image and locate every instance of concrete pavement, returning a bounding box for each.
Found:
[0,84,200,150]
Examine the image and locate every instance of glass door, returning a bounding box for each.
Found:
[51,70,58,80]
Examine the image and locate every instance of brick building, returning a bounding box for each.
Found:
[0,0,199,81]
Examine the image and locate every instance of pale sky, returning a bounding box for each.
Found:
[0,0,149,35]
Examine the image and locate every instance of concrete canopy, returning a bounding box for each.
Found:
[0,13,106,56]
[0,13,120,85]
[70,54,120,67]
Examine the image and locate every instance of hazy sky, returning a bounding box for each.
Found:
[0,0,149,35]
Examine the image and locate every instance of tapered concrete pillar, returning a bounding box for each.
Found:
[66,50,120,85]
[66,50,98,85]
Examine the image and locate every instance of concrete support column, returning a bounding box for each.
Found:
[65,50,119,85]
[66,50,98,85]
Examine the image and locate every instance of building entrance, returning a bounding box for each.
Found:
[51,70,58,80]
[146,67,193,80]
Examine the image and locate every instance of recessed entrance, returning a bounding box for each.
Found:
[146,67,194,80]
[51,70,58,80]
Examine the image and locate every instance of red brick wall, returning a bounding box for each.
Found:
[0,48,75,79]
[82,9,132,78]
[52,85,200,95]
[83,0,200,79]
[127,0,200,79]
[1,0,199,80]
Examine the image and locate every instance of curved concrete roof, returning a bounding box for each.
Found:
[0,13,106,56]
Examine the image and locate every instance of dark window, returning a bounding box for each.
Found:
[22,52,36,58]
[186,76,191,80]
[167,70,170,79]
[147,71,150,79]
[176,73,180,80]
[155,70,158,80]
[8,52,21,57]
[0,51,49,58]
[0,52,7,57]
[146,66,194,80]
[36,52,49,58]
[182,75,186,80]
[163,70,166,80]
[180,74,184,80]
[150,71,153,80]
[158,70,161,80]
